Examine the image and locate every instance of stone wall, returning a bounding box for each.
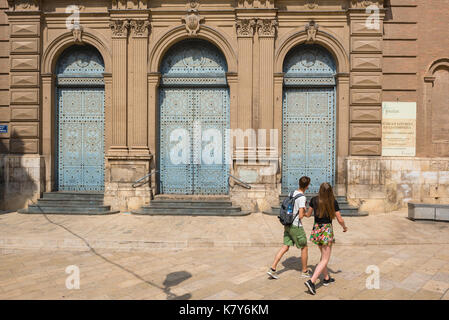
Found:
[0,154,44,211]
[346,156,449,213]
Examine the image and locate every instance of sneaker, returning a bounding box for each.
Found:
[267,268,279,279]
[301,269,312,278]
[305,279,316,295]
[322,277,335,286]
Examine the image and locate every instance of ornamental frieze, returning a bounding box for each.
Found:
[350,0,384,8]
[237,0,274,9]
[7,0,40,11]
[111,0,148,10]
[236,19,256,38]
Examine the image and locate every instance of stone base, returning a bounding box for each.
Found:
[105,154,152,212]
[408,202,449,222]
[347,156,449,213]
[0,154,44,211]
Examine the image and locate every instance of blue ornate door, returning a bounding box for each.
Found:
[282,45,337,194]
[159,39,230,195]
[56,46,105,191]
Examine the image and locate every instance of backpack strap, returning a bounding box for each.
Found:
[291,192,306,226]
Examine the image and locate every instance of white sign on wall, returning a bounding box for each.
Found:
[382,102,417,156]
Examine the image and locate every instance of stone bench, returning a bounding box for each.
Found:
[408,202,449,222]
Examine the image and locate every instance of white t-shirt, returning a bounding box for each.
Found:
[292,190,307,227]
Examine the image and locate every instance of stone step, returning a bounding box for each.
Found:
[148,199,233,208]
[19,205,117,215]
[132,207,251,216]
[154,194,231,201]
[36,199,104,206]
[42,192,104,201]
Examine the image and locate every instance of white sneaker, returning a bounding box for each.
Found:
[301,270,312,278]
[267,268,279,279]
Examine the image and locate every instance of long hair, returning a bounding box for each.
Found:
[317,182,336,220]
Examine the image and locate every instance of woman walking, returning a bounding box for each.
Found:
[304,182,348,295]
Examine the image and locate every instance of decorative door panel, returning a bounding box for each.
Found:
[159,39,230,195]
[282,44,337,194]
[159,87,229,195]
[57,88,105,191]
[282,88,335,194]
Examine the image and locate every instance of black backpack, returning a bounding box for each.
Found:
[278,191,305,226]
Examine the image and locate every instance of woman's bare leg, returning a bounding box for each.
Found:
[310,245,332,284]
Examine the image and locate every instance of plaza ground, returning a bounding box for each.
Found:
[0,210,449,300]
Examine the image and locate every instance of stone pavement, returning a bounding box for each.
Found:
[0,210,449,299]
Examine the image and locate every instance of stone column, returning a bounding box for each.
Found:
[256,18,277,142]
[273,73,284,160]
[423,77,435,156]
[147,72,160,195]
[41,74,54,191]
[336,73,350,195]
[108,19,129,155]
[236,18,255,131]
[129,19,150,156]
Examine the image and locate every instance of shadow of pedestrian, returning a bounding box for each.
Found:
[163,271,192,300]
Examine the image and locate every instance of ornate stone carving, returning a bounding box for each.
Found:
[256,19,277,37]
[350,0,384,8]
[130,19,150,37]
[112,0,148,10]
[187,0,200,10]
[109,19,130,38]
[72,25,83,43]
[182,10,204,36]
[7,0,40,11]
[237,0,274,8]
[236,19,256,38]
[305,0,318,9]
[305,20,319,43]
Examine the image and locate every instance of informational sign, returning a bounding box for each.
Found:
[382,102,416,156]
[0,125,7,134]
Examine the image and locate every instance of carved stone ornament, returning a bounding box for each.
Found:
[305,20,319,43]
[256,19,277,37]
[238,0,274,8]
[72,25,83,43]
[187,0,200,10]
[112,0,148,10]
[130,19,150,37]
[305,0,318,9]
[351,0,384,8]
[109,19,130,37]
[236,19,256,37]
[8,0,40,11]
[182,11,204,36]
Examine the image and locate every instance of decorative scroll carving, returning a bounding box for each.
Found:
[187,0,200,10]
[256,19,277,38]
[305,20,319,43]
[350,0,384,8]
[182,10,204,36]
[7,0,40,11]
[236,19,256,38]
[109,19,130,38]
[130,19,150,37]
[305,0,318,9]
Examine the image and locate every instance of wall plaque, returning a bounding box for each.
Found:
[382,102,416,156]
[0,124,8,133]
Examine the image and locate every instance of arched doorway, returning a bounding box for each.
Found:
[281,44,337,194]
[55,45,105,191]
[158,39,230,195]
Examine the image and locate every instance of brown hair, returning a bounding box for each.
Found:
[299,176,311,189]
[317,182,336,220]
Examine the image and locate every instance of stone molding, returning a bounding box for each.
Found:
[111,0,149,10]
[7,0,40,11]
[236,18,256,38]
[237,0,274,9]
[256,18,277,38]
[350,0,384,9]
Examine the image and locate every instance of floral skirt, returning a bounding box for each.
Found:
[310,223,335,246]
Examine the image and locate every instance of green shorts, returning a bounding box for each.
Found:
[283,225,308,249]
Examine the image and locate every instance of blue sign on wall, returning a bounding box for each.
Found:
[0,125,7,133]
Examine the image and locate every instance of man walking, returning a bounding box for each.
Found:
[267,176,312,279]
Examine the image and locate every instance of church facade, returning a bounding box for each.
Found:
[0,0,448,213]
